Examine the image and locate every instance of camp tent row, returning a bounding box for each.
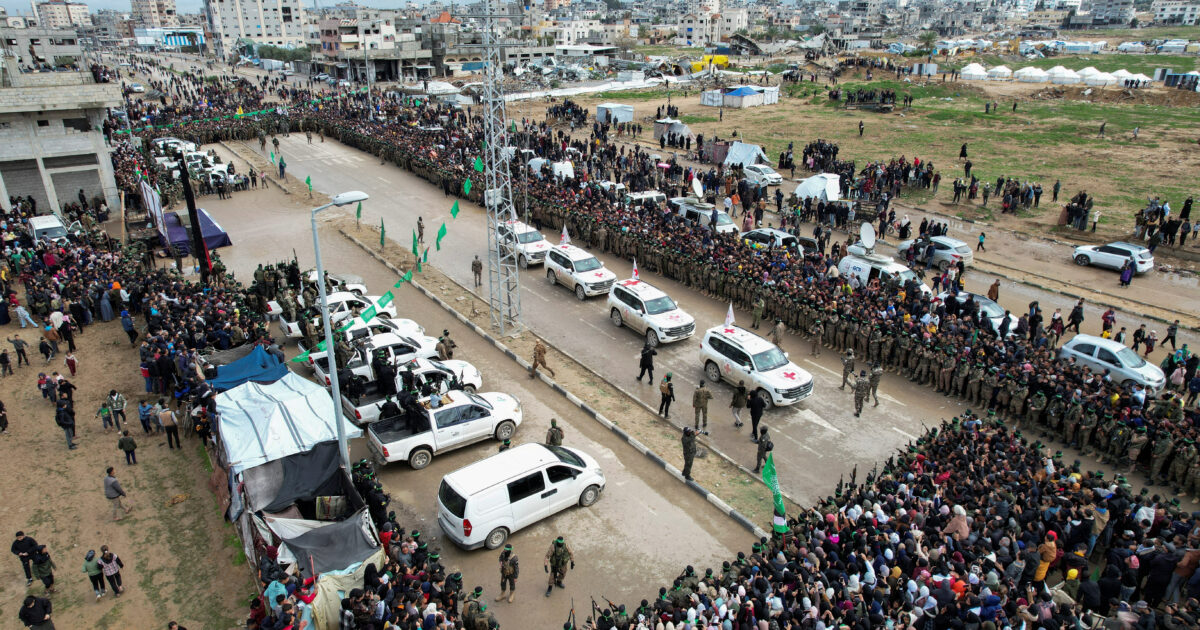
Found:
[967,64,1153,86]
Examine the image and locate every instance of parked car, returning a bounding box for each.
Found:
[936,291,1019,336]
[699,325,813,408]
[367,390,522,469]
[545,244,617,300]
[607,278,695,347]
[498,220,551,268]
[277,291,398,339]
[668,197,738,235]
[1058,334,1165,390]
[1072,242,1154,274]
[742,228,801,252]
[312,331,439,386]
[305,269,368,296]
[743,164,783,186]
[837,252,931,296]
[299,316,425,372]
[314,73,330,81]
[130,83,145,93]
[437,443,605,549]
[342,358,483,425]
[897,236,974,271]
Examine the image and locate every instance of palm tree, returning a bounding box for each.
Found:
[918,30,939,61]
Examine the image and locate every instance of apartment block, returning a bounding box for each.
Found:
[205,0,308,60]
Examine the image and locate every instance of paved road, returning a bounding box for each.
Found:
[201,190,747,627]
[205,135,1192,506]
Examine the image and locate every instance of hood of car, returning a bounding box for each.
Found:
[581,267,617,283]
[646,309,695,329]
[525,239,550,252]
[760,363,812,388]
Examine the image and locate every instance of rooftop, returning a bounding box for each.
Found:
[0,71,122,114]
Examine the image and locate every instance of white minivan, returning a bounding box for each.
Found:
[437,443,606,550]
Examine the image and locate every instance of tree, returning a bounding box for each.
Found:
[917,30,938,53]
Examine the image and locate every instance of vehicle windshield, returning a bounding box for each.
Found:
[546,444,584,467]
[716,213,734,226]
[574,257,602,272]
[758,166,777,175]
[39,227,68,239]
[429,359,452,374]
[1116,348,1146,368]
[895,269,919,284]
[954,245,971,254]
[753,347,790,372]
[516,231,544,244]
[977,301,1004,319]
[644,295,678,315]
[468,393,493,409]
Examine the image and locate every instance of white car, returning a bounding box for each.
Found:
[743,164,783,186]
[669,197,739,236]
[545,244,617,300]
[342,358,484,425]
[1059,334,1165,390]
[596,180,627,194]
[299,316,425,370]
[699,325,813,407]
[936,291,1018,336]
[305,269,368,296]
[312,331,439,386]
[130,83,145,93]
[498,220,551,268]
[837,252,932,296]
[367,390,522,469]
[277,291,399,338]
[314,73,330,81]
[1072,242,1154,274]
[898,236,974,271]
[742,228,801,252]
[607,278,695,347]
[437,443,605,549]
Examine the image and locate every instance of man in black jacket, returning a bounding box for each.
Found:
[18,595,53,629]
[11,532,38,585]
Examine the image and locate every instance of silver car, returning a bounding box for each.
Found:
[898,236,974,271]
[1072,241,1154,274]
[936,291,1018,336]
[1058,334,1165,390]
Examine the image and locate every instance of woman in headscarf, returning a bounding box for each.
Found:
[99,288,114,321]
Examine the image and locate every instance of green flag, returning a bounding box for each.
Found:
[415,258,422,273]
[380,218,386,248]
[290,351,310,363]
[422,248,429,263]
[436,223,448,251]
[510,120,516,133]
[378,291,394,308]
[760,453,788,534]
[270,151,276,164]
[473,156,484,172]
[463,178,472,196]
[450,200,460,218]
[394,270,413,287]
[305,175,312,191]
[356,201,362,220]
[361,305,378,321]
[411,230,419,256]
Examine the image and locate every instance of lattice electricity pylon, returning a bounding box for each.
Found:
[460,0,524,335]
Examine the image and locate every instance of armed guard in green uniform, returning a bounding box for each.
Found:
[544,537,574,597]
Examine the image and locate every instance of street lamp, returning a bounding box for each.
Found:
[311,190,370,468]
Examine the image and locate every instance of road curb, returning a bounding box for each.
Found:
[340,230,771,540]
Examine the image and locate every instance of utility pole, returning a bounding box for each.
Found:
[360,20,375,120]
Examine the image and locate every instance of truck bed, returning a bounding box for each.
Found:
[369,413,432,445]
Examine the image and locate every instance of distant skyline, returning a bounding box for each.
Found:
[0,0,438,17]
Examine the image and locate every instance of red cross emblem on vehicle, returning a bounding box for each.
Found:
[620,280,640,286]
[723,362,732,373]
[783,371,797,380]
[723,328,735,333]
[594,272,605,277]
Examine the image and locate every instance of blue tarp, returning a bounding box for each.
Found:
[209,345,287,392]
[161,209,233,255]
[727,86,758,96]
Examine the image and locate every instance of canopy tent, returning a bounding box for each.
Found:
[1129,73,1154,84]
[701,85,780,108]
[235,441,366,521]
[1048,66,1081,84]
[793,173,841,203]
[1110,69,1133,80]
[723,141,769,167]
[216,372,362,474]
[208,345,288,392]
[652,118,694,141]
[1084,72,1117,86]
[161,209,232,255]
[1014,67,1048,83]
[1076,66,1100,78]
[986,65,1012,79]
[595,102,634,123]
[960,63,987,80]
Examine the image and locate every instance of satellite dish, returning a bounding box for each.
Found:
[860,222,876,250]
[691,177,704,198]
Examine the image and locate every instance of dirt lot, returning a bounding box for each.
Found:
[0,317,250,628]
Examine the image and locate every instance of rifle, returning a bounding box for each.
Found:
[591,596,600,626]
[835,473,844,497]
[849,464,858,490]
[603,596,619,612]
[566,598,576,630]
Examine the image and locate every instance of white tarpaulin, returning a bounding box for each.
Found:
[793,173,841,202]
[216,373,361,474]
[596,102,634,123]
[653,118,694,141]
[723,141,769,167]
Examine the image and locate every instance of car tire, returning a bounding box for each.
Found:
[938,260,950,272]
[494,420,516,441]
[408,447,433,470]
[519,255,528,269]
[756,389,775,409]
[463,384,477,394]
[547,269,556,285]
[575,285,587,301]
[579,484,601,507]
[610,309,623,328]
[1074,254,1090,266]
[705,361,721,383]
[646,329,660,348]
[1122,379,1135,388]
[484,527,509,550]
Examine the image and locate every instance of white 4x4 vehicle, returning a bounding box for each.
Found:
[367,390,522,469]
[277,291,398,338]
[498,220,551,268]
[545,244,616,300]
[699,325,814,407]
[607,278,695,347]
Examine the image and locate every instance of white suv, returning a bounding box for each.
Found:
[607,279,696,347]
[545,244,617,300]
[699,325,813,407]
[498,220,551,268]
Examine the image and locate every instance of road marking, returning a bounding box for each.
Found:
[891,426,918,440]
[803,359,839,377]
[377,176,391,184]
[776,431,823,457]
[796,408,843,434]
[880,393,907,407]
[582,319,618,340]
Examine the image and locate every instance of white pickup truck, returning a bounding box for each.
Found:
[299,316,424,372]
[305,270,368,296]
[341,358,483,425]
[367,391,522,469]
[312,331,439,387]
[277,291,398,339]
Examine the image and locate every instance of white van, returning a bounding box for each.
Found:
[669,197,738,235]
[437,443,606,550]
[625,191,666,209]
[837,252,931,296]
[28,215,78,244]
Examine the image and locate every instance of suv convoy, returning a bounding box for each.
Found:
[277,291,398,338]
[699,325,814,407]
[545,244,617,300]
[342,358,484,425]
[607,279,695,347]
[498,220,552,268]
[367,390,522,469]
[312,331,439,386]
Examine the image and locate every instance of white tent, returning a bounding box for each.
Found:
[596,102,634,123]
[1076,66,1101,79]
[216,373,362,474]
[987,65,1012,80]
[1117,42,1145,52]
[1048,67,1081,84]
[1111,69,1133,80]
[1084,72,1117,86]
[960,63,987,80]
[652,118,694,141]
[723,141,769,167]
[1129,73,1154,84]
[793,173,841,202]
[1014,66,1048,83]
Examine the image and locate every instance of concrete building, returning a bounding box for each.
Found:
[0,61,122,214]
[1151,0,1200,24]
[1,27,82,69]
[676,8,748,46]
[205,0,308,60]
[133,26,206,49]
[132,0,179,28]
[1085,0,1134,24]
[34,2,90,29]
